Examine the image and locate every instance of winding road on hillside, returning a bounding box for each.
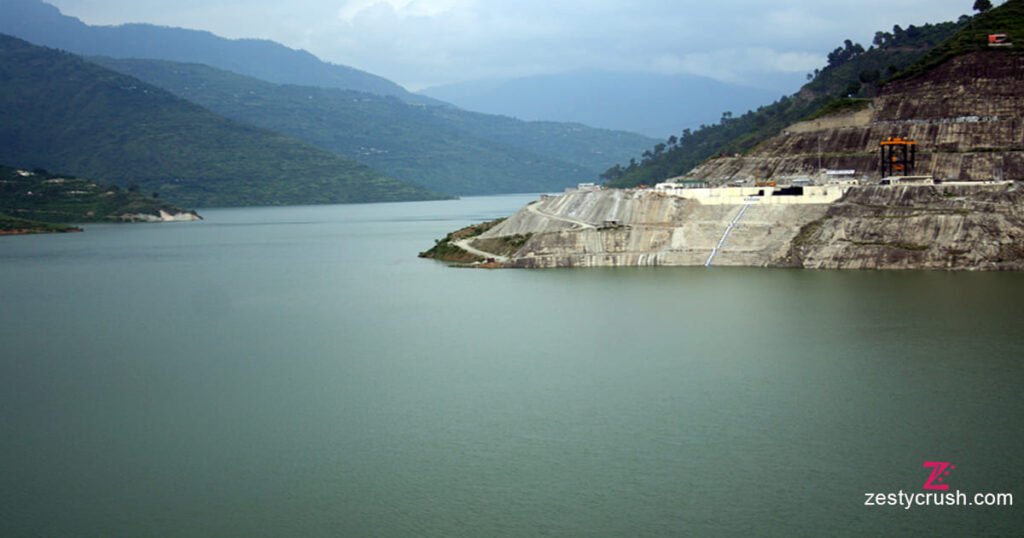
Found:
[454,199,598,262]
[526,200,597,230]
[454,238,509,262]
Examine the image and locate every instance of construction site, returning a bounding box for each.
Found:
[429,38,1024,271]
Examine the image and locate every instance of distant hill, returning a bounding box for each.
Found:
[91,57,656,195]
[0,35,444,207]
[0,0,433,104]
[603,14,969,187]
[0,165,198,226]
[420,71,784,138]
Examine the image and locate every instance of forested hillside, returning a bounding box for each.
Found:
[0,35,443,207]
[0,165,196,224]
[603,16,968,188]
[92,57,654,196]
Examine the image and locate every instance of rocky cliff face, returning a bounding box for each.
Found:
[787,184,1024,270]
[472,189,828,268]
[457,184,1023,271]
[686,52,1024,183]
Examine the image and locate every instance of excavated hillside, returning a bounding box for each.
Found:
[452,184,1024,270]
[788,184,1024,270]
[686,52,1024,183]
[425,24,1024,272]
[468,189,829,268]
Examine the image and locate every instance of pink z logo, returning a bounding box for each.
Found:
[923,461,955,491]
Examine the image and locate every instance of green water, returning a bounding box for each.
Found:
[1,195,1021,536]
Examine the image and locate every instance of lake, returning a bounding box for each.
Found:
[1,194,1021,536]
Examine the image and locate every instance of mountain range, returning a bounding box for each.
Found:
[90,57,652,195]
[0,34,442,207]
[420,71,785,138]
[1,0,425,103]
[0,0,659,201]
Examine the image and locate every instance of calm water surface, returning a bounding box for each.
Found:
[1,194,1021,536]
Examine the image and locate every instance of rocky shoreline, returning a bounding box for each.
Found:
[426,184,1024,271]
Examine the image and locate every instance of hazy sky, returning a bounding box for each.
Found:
[47,0,986,90]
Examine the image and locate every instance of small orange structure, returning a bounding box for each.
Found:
[754,181,777,187]
[988,34,1013,47]
[879,136,917,177]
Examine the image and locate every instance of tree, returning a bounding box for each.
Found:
[667,135,678,147]
[859,69,881,84]
[827,46,844,66]
[973,0,993,13]
[600,164,624,182]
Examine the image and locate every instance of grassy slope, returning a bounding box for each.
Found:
[604,17,967,188]
[91,57,655,196]
[418,219,506,263]
[0,34,445,207]
[0,213,78,233]
[0,165,194,223]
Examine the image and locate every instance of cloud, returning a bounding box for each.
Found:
[651,48,824,85]
[336,0,470,22]
[48,0,985,89]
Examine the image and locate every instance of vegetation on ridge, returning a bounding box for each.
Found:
[601,8,980,188]
[418,219,506,264]
[90,57,653,196]
[0,34,445,207]
[894,0,1024,81]
[0,165,194,232]
[0,213,80,234]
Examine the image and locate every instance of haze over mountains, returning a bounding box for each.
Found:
[0,34,441,207]
[1,0,425,103]
[0,0,665,201]
[421,72,785,138]
[90,57,650,195]
[0,0,830,206]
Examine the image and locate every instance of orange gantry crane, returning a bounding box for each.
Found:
[879,136,916,177]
